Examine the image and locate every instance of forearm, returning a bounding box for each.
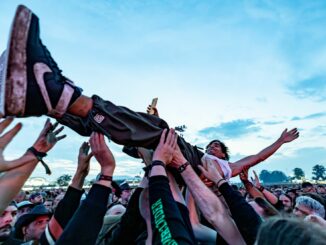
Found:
[0,152,38,213]
[219,182,262,245]
[181,167,245,245]
[261,189,278,205]
[70,172,87,190]
[242,181,265,199]
[230,138,284,177]
[149,174,194,244]
[0,158,32,172]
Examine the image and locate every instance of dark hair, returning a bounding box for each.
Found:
[256,217,326,245]
[205,140,230,160]
[302,182,313,188]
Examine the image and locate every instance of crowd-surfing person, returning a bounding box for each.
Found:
[1,4,326,245]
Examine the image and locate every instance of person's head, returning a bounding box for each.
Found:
[205,140,229,160]
[14,204,52,242]
[0,202,18,240]
[280,194,293,212]
[43,200,53,212]
[293,196,325,218]
[29,192,43,204]
[14,190,26,203]
[286,189,298,201]
[301,182,314,193]
[317,185,326,194]
[119,182,132,203]
[256,217,326,245]
[16,201,35,219]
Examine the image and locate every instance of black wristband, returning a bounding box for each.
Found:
[258,185,265,192]
[215,178,226,188]
[27,147,51,175]
[98,174,113,181]
[177,161,190,173]
[151,160,166,168]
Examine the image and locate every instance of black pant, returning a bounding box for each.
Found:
[58,95,204,171]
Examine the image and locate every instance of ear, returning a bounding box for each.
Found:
[22,226,27,235]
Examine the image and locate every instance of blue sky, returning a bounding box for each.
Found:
[1,0,326,182]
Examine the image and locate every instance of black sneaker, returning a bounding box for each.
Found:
[0,5,81,118]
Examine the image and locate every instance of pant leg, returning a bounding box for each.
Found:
[58,95,203,168]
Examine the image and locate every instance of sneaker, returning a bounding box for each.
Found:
[0,5,81,118]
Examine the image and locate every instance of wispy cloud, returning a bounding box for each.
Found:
[291,111,326,121]
[198,119,261,139]
[288,76,326,101]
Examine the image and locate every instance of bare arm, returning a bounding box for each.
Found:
[252,170,278,204]
[185,189,217,244]
[172,146,245,245]
[0,119,65,213]
[230,128,299,176]
[70,142,92,190]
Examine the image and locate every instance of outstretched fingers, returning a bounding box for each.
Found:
[0,122,22,149]
[0,117,14,134]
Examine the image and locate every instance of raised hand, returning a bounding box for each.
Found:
[252,170,261,188]
[198,161,223,185]
[146,105,159,117]
[89,132,115,176]
[0,118,22,161]
[239,167,249,182]
[77,142,92,176]
[279,128,299,143]
[152,128,178,164]
[32,119,66,153]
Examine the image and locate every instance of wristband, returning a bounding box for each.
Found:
[151,160,166,169]
[97,174,113,182]
[258,185,265,192]
[177,161,190,173]
[27,147,51,175]
[215,178,226,188]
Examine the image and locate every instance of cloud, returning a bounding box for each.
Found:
[291,111,326,121]
[198,119,261,139]
[288,76,326,101]
[263,120,284,125]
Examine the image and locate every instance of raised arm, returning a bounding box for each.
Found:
[171,145,245,245]
[0,119,65,213]
[230,128,299,176]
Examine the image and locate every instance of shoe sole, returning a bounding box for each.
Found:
[1,5,32,117]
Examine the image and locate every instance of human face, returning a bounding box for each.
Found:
[121,190,131,202]
[23,215,50,241]
[280,195,292,212]
[0,205,17,239]
[206,142,225,159]
[43,201,53,211]
[30,195,43,204]
[293,204,313,218]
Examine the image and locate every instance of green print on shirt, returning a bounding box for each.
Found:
[151,198,178,245]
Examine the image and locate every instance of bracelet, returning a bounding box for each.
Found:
[177,161,190,173]
[27,147,51,175]
[215,178,226,188]
[258,185,265,192]
[98,174,113,181]
[151,160,166,169]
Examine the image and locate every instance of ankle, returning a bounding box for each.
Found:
[67,95,93,117]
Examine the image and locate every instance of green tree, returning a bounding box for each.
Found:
[293,168,305,180]
[259,170,288,183]
[56,174,72,186]
[312,164,326,181]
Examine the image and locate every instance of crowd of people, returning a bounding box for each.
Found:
[1,4,326,245]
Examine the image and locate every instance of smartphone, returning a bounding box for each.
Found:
[148,97,158,115]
